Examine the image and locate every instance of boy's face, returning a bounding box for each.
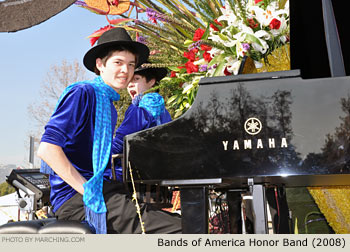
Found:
[96,50,136,92]
[127,74,156,99]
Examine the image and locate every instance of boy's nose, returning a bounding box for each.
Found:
[121,63,128,72]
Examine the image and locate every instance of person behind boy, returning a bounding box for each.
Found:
[111,62,171,181]
[38,28,181,234]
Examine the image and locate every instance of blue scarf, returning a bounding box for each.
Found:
[135,93,165,125]
[41,76,120,234]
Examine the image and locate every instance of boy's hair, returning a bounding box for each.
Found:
[135,68,160,86]
[93,45,140,75]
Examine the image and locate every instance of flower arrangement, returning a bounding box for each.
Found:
[77,0,290,117]
[165,0,290,116]
[181,0,290,77]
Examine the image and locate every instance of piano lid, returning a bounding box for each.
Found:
[290,1,350,78]
[124,70,350,187]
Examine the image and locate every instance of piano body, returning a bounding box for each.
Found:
[123,1,350,233]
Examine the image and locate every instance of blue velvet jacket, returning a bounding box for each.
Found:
[41,84,170,212]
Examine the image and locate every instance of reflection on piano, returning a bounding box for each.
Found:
[123,0,350,233]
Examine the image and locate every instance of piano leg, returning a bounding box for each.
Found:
[251,184,268,234]
[227,190,243,233]
[180,187,208,234]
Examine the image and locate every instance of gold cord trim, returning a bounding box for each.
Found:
[128,161,146,234]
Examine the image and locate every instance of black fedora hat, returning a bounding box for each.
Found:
[83,27,149,72]
[134,62,168,82]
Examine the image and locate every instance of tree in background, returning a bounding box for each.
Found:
[28,59,89,131]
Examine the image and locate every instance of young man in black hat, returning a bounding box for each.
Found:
[111,63,171,181]
[37,28,181,234]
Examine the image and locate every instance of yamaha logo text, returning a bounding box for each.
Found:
[222,117,288,151]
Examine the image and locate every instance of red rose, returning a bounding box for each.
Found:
[200,44,212,51]
[193,28,205,41]
[255,0,263,4]
[185,61,199,73]
[183,51,193,60]
[210,19,222,31]
[184,49,198,61]
[170,71,177,78]
[269,18,281,30]
[247,18,258,29]
[210,24,219,32]
[224,67,232,76]
[203,51,212,62]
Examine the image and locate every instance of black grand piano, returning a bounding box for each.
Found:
[123,1,350,233]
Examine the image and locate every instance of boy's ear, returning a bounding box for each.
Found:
[96,58,103,72]
[148,78,156,88]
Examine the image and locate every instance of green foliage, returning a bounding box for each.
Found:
[114,88,132,128]
[0,182,15,196]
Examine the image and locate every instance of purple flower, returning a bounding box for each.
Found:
[74,1,87,7]
[189,40,202,50]
[137,36,147,44]
[146,8,168,23]
[242,43,250,51]
[146,8,156,17]
[199,64,208,72]
[209,64,217,70]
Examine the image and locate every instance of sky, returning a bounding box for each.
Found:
[0,3,112,166]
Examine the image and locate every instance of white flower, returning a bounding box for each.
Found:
[225,57,242,75]
[252,41,267,54]
[232,26,252,41]
[280,35,287,43]
[182,82,192,93]
[218,1,238,26]
[208,47,223,58]
[250,2,288,28]
[208,33,222,43]
[194,58,206,65]
[206,67,216,77]
[235,42,245,58]
[233,27,269,55]
[255,30,271,40]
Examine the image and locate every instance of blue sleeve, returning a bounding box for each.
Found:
[111,104,157,154]
[40,84,95,147]
[160,109,172,124]
[139,93,165,119]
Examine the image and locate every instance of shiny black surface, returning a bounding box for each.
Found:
[290,1,350,78]
[124,70,350,187]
